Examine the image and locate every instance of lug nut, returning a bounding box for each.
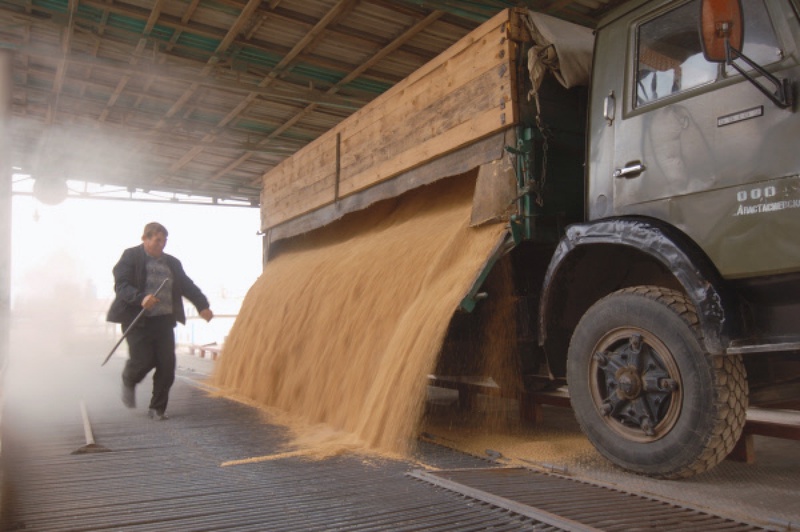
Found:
[629,334,642,352]
[641,417,655,436]
[659,378,677,391]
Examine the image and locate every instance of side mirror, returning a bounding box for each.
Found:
[700,0,743,63]
[699,0,792,109]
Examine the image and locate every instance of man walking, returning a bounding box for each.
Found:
[107,222,213,419]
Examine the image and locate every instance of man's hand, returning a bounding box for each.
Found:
[200,308,214,322]
[141,294,159,309]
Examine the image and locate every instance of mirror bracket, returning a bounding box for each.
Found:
[724,40,793,109]
[701,0,793,110]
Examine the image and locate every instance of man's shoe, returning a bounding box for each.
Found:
[122,383,136,408]
[148,409,169,420]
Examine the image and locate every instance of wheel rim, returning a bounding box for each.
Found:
[588,327,683,443]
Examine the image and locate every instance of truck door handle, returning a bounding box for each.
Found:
[613,162,646,179]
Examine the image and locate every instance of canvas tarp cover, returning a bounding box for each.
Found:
[526,12,595,90]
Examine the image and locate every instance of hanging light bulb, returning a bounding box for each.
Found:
[32,177,68,205]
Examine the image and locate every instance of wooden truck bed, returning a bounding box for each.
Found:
[260,9,526,240]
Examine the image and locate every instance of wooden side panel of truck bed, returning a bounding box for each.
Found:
[260,8,521,232]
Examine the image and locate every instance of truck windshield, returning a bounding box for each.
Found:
[636,0,781,107]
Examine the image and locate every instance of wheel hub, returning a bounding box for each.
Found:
[616,367,642,400]
[590,330,682,442]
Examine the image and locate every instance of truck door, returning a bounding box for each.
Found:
[611,0,800,279]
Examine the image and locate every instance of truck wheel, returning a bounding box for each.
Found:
[567,286,747,479]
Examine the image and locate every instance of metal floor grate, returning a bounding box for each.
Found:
[0,368,550,531]
[411,467,769,532]
[0,354,785,531]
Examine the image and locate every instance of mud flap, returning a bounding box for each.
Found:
[470,158,517,227]
[459,230,514,313]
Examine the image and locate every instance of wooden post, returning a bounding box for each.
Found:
[727,433,756,464]
[519,394,544,424]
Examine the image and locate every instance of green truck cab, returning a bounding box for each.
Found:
[526,0,800,478]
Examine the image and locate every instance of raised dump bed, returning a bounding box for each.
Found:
[259,9,532,242]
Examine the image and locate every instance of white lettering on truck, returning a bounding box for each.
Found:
[735,200,800,216]
[734,179,800,217]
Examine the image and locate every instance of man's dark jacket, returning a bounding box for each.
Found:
[106,244,210,328]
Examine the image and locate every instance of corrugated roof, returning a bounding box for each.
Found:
[1,0,628,205]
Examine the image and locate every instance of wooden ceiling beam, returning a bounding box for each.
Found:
[1,3,422,91]
[17,43,371,109]
[13,101,306,156]
[98,0,165,122]
[162,0,360,178]
[214,0,262,55]
[48,0,78,124]
[5,0,628,202]
[236,8,447,188]
[160,0,344,174]
[337,10,442,87]
[164,0,201,52]
[155,0,266,130]
[18,74,334,145]
[7,0,432,85]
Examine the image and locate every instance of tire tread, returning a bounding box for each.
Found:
[614,286,748,479]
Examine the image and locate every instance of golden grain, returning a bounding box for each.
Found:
[212,173,506,457]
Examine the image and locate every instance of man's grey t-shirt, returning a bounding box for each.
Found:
[145,255,173,317]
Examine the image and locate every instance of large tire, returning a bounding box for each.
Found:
[567,286,748,479]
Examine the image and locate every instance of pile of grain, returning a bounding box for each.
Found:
[212,173,506,457]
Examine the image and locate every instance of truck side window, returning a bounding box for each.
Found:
[636,0,781,107]
[636,1,716,106]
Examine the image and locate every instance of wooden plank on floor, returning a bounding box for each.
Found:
[744,407,800,439]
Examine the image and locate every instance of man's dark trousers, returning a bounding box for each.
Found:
[122,314,176,414]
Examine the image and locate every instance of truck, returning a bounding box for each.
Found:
[258,0,800,479]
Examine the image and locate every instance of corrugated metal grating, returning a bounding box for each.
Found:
[0,375,547,531]
[411,468,768,532]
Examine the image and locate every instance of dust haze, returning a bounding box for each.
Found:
[4,246,120,432]
[2,192,260,437]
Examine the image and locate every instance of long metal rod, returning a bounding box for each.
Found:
[11,190,257,208]
[101,278,169,366]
